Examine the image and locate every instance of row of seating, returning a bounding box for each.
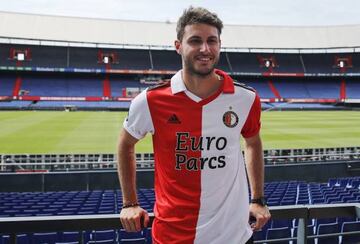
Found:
[265,179,360,207]
[1,179,360,217]
[0,228,151,244]
[1,180,359,243]
[0,100,340,111]
[1,76,360,99]
[0,189,155,217]
[255,220,360,244]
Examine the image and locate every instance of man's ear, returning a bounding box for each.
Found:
[175,40,181,55]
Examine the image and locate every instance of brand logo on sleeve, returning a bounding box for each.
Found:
[223,111,239,128]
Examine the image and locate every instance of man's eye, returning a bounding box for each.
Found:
[189,39,202,44]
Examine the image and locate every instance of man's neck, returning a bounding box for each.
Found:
[181,70,222,99]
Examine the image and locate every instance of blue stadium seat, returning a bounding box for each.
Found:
[337,217,357,229]
[328,178,338,187]
[266,227,291,244]
[272,219,293,228]
[0,235,9,244]
[16,234,30,244]
[341,221,360,244]
[32,232,59,243]
[351,180,360,189]
[90,229,117,242]
[59,231,81,243]
[316,222,339,244]
[119,229,146,243]
[88,240,114,244]
[55,242,78,244]
[253,229,266,242]
[315,218,337,230]
[292,225,315,244]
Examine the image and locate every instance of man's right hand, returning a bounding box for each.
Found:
[120,206,150,232]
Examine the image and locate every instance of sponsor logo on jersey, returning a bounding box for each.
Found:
[174,132,227,171]
[223,111,239,128]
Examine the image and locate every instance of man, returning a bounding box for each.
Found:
[118,6,271,244]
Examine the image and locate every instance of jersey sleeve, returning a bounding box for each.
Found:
[241,93,261,138]
[123,90,154,140]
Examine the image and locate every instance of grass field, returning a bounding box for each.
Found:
[0,110,359,154]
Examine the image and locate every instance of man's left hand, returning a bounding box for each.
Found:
[249,203,271,231]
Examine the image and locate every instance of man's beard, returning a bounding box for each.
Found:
[183,56,219,77]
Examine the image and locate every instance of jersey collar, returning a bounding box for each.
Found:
[170,69,235,95]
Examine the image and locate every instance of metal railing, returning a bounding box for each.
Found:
[1,148,359,172]
[0,204,360,244]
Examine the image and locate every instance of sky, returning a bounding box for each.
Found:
[0,0,360,26]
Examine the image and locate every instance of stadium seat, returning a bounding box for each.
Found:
[90,229,117,242]
[32,232,59,243]
[315,218,337,230]
[15,234,30,244]
[341,221,360,244]
[272,219,293,228]
[253,229,266,242]
[120,239,147,244]
[351,180,360,189]
[316,222,339,244]
[59,231,81,243]
[88,240,114,244]
[55,242,78,244]
[337,217,357,228]
[119,229,146,243]
[266,227,291,244]
[328,178,338,187]
[0,235,10,244]
[292,225,315,244]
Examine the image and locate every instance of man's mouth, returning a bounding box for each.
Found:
[196,56,212,62]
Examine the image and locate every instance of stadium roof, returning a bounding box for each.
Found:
[1,11,360,51]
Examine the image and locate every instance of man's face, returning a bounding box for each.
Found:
[175,23,221,77]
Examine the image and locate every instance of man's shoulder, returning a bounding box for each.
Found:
[147,80,171,91]
[233,80,256,93]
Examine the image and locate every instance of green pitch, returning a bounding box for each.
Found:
[0,110,359,154]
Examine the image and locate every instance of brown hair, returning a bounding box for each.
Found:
[176,6,223,41]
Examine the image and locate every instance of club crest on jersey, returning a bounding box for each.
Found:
[223,111,239,128]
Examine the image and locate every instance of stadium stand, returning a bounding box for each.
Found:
[1,41,360,111]
[242,79,276,99]
[21,75,104,97]
[346,80,360,99]
[150,49,181,71]
[0,76,15,96]
[1,178,360,243]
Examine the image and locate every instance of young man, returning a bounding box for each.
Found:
[118,6,271,244]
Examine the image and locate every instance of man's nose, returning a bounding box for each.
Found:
[200,42,210,52]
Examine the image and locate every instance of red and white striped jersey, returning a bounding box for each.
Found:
[124,69,261,244]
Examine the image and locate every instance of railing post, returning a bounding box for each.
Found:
[10,233,16,244]
[296,218,307,244]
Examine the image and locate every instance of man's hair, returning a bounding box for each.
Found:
[176,6,223,41]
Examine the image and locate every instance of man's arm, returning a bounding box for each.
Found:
[244,133,271,231]
[117,128,149,232]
